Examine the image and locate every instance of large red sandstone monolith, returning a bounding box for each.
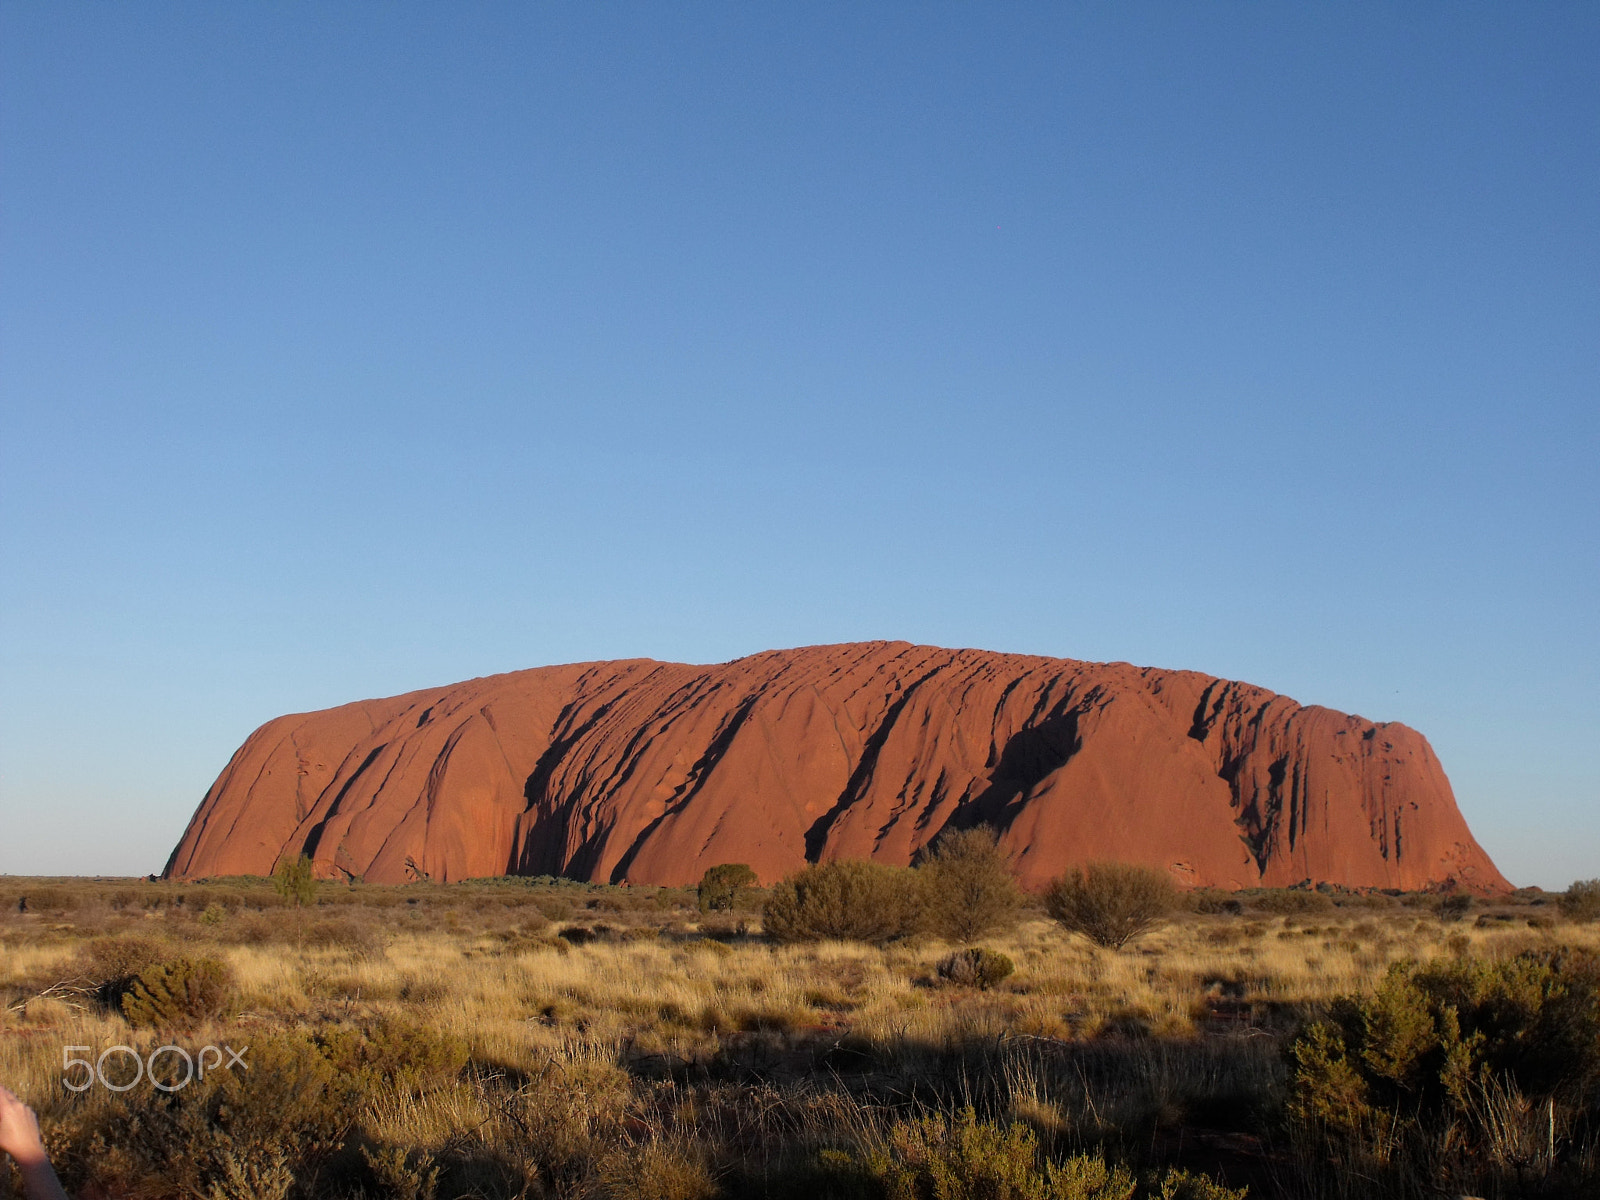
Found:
[163,642,1509,892]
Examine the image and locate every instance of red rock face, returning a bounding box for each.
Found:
[163,642,1509,892]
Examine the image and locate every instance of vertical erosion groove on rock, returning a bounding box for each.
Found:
[163,641,1509,892]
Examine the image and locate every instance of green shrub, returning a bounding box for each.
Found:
[56,1032,352,1199]
[918,827,1023,942]
[867,1107,1132,1200]
[763,860,925,945]
[1149,1170,1248,1200]
[361,1145,441,1200]
[318,1017,468,1095]
[1290,948,1600,1183]
[203,1147,294,1200]
[697,863,758,913]
[1559,879,1600,922]
[936,947,1016,990]
[120,956,234,1027]
[1044,863,1177,950]
[834,1107,1241,1200]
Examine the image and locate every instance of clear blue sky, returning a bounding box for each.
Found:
[1,3,1595,886]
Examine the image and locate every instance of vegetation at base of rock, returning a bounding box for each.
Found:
[1044,862,1178,950]
[697,863,758,913]
[918,826,1024,943]
[762,859,925,944]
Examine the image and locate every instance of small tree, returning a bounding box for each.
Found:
[1044,861,1177,950]
[274,853,318,908]
[1560,879,1600,922]
[918,826,1023,943]
[697,863,758,913]
[763,860,924,945]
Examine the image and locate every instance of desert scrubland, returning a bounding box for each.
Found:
[3,872,1598,1200]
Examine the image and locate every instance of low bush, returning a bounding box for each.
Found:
[936,947,1015,990]
[301,916,379,953]
[78,935,168,989]
[120,956,234,1027]
[763,860,924,945]
[318,1017,468,1095]
[362,1145,442,1200]
[16,887,83,915]
[834,1108,1245,1200]
[1044,863,1176,950]
[54,1032,353,1199]
[1290,948,1600,1191]
[1148,1171,1250,1200]
[597,1140,717,1200]
[227,913,281,945]
[1435,892,1472,922]
[1189,889,1242,916]
[852,1107,1135,1200]
[1249,889,1333,915]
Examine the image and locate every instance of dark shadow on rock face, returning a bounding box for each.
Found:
[948,707,1084,835]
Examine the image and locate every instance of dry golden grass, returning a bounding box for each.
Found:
[5,889,1589,1094]
[1,876,1593,1199]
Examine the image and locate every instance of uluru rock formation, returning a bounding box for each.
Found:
[164,642,1509,892]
